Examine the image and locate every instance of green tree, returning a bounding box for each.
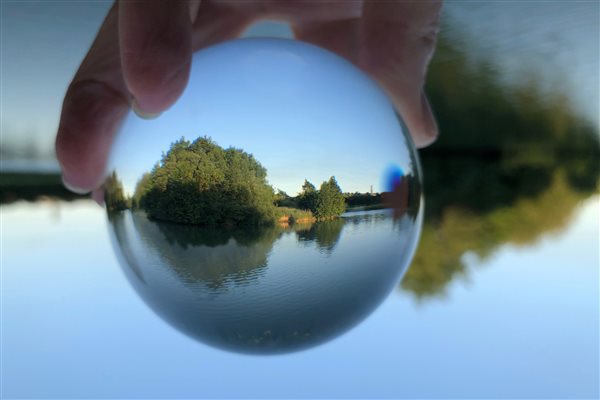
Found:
[314,176,346,219]
[398,27,600,301]
[298,179,317,211]
[139,137,275,226]
[132,172,151,210]
[274,189,297,208]
[105,171,129,212]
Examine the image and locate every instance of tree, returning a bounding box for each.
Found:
[298,179,317,211]
[132,172,151,210]
[274,189,299,208]
[105,171,129,212]
[138,137,275,226]
[314,176,346,219]
[398,29,600,300]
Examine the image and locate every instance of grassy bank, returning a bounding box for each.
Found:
[274,207,316,224]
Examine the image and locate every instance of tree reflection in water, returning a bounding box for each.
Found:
[295,218,345,255]
[402,29,599,300]
[110,209,418,354]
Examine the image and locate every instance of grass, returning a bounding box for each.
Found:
[274,207,315,224]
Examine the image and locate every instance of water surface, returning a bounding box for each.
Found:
[2,198,598,398]
[110,209,420,354]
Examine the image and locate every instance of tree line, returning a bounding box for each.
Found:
[106,137,350,226]
[400,24,600,300]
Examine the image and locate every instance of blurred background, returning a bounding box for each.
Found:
[2,1,599,398]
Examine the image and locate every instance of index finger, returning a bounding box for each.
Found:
[118,0,193,115]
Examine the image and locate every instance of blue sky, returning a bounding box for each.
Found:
[1,2,110,154]
[108,38,413,195]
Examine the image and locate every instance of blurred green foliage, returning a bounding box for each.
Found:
[0,172,85,203]
[105,171,130,212]
[401,31,599,300]
[296,217,346,255]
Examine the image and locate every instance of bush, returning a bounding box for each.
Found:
[137,137,275,226]
[314,177,346,219]
[274,207,315,223]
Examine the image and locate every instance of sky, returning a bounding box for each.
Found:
[1,1,111,156]
[108,38,413,195]
[1,1,598,162]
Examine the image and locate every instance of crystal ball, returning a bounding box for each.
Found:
[104,38,423,354]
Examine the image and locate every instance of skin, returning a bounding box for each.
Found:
[55,0,442,201]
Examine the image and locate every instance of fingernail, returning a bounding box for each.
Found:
[92,188,105,206]
[418,91,439,147]
[132,99,162,120]
[62,175,91,195]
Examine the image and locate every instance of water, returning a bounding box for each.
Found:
[2,198,598,397]
[109,209,419,354]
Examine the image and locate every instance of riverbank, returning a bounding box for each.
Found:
[274,207,316,224]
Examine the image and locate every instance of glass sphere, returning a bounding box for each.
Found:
[104,38,423,354]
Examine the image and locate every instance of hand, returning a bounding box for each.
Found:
[56,0,442,199]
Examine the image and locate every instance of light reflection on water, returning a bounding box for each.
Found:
[109,209,419,354]
[1,198,598,398]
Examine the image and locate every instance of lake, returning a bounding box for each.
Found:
[2,195,598,398]
[109,208,420,354]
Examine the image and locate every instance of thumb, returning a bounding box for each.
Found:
[118,0,193,115]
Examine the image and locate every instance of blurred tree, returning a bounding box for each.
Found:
[399,28,600,300]
[104,171,129,212]
[131,172,151,210]
[296,217,345,255]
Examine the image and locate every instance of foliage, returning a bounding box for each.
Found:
[132,172,151,210]
[0,172,85,204]
[137,137,275,226]
[274,207,314,223]
[282,178,347,220]
[399,28,600,300]
[403,170,586,299]
[274,189,298,208]
[313,177,346,220]
[295,217,345,254]
[105,171,130,212]
[345,192,382,207]
[124,211,344,290]
[134,138,349,226]
[297,179,318,211]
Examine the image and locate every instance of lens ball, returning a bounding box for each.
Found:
[104,38,423,354]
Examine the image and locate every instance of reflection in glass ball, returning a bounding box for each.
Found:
[104,38,423,354]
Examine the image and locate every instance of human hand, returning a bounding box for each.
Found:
[56,0,441,199]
